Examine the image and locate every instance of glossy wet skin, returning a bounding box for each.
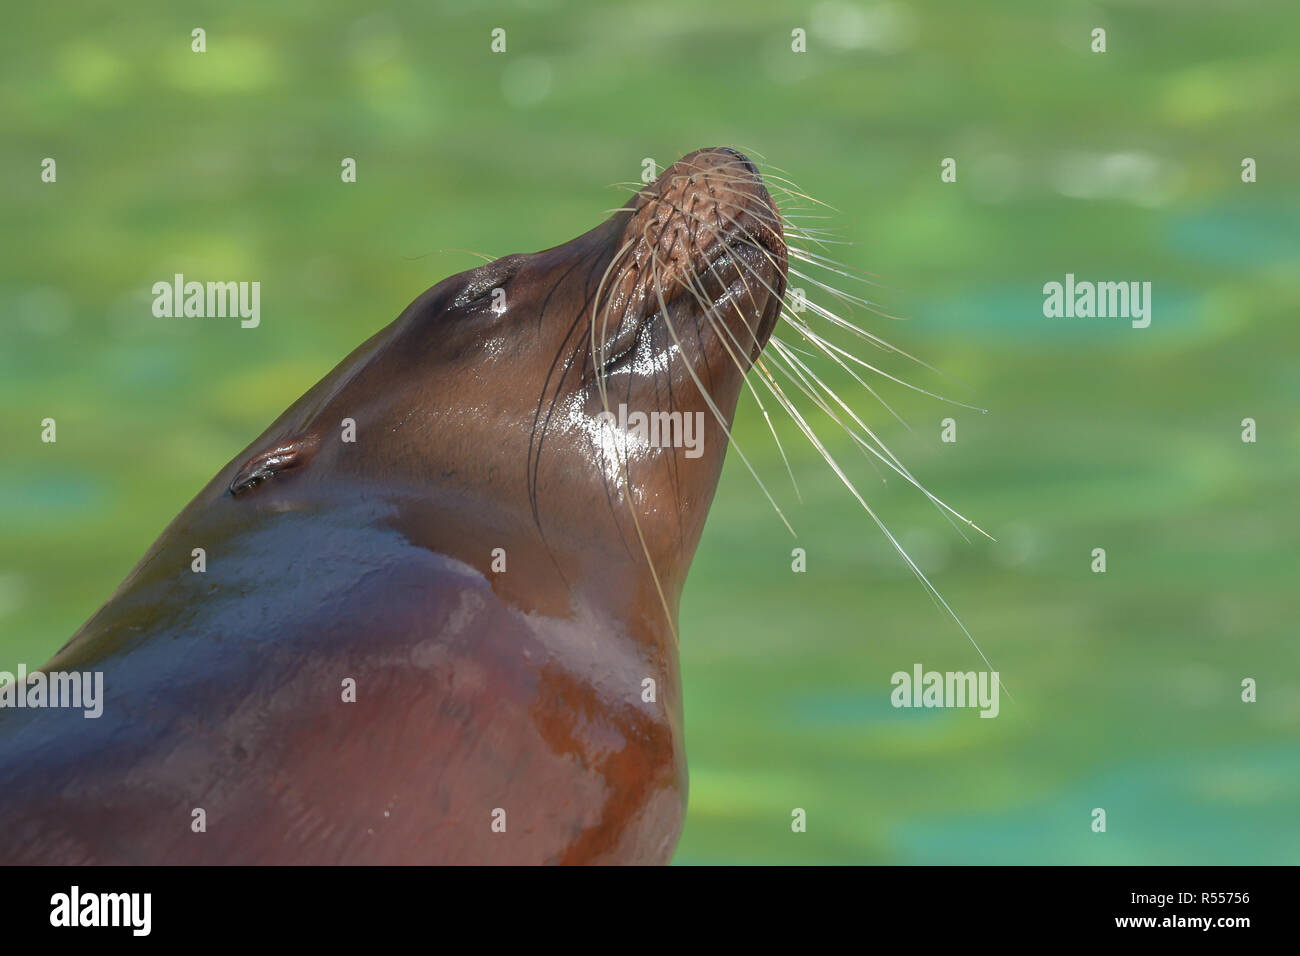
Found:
[0,148,787,864]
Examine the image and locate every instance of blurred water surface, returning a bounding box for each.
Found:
[2,1,1296,863]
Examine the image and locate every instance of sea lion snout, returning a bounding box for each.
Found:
[596,147,788,372]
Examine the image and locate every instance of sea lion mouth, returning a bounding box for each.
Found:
[592,147,788,375]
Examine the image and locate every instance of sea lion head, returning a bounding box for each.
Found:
[230,147,788,624]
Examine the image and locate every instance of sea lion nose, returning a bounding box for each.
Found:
[712,146,761,177]
[679,146,763,184]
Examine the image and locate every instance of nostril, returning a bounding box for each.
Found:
[715,146,760,177]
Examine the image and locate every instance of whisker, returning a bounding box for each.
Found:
[770,338,992,543]
[784,312,987,413]
[643,240,796,537]
[791,296,975,391]
[759,340,1004,685]
[581,154,1001,691]
[697,186,1004,677]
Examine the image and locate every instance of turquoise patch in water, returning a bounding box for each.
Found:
[0,474,108,525]
[906,282,1206,344]
[889,746,1300,864]
[1163,201,1300,268]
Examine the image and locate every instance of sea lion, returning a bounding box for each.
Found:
[0,147,788,864]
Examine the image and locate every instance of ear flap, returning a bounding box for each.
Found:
[229,434,320,495]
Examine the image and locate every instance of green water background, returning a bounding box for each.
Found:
[2,1,1297,863]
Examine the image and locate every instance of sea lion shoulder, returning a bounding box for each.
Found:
[1,514,683,863]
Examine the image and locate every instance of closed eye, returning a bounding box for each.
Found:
[453,255,525,309]
[458,280,498,306]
